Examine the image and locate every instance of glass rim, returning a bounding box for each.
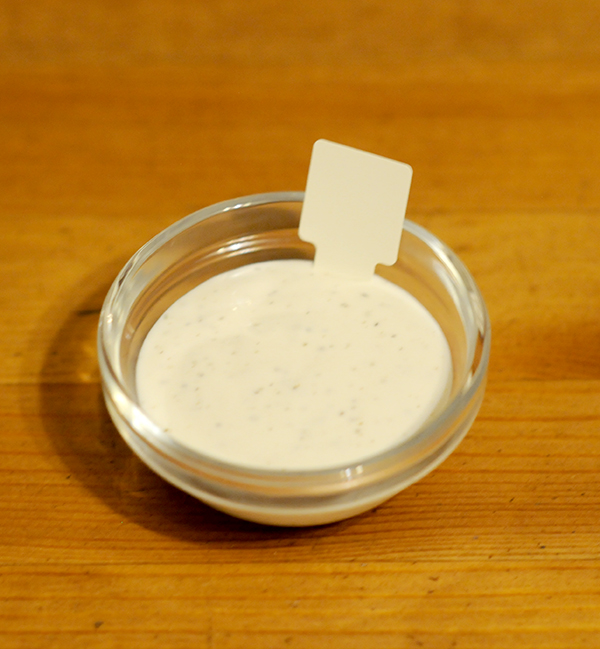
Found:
[98,191,491,488]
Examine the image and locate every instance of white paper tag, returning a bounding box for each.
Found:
[299,139,413,280]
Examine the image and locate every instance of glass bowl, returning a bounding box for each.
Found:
[98,191,490,526]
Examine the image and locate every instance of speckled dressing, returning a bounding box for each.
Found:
[135,259,452,471]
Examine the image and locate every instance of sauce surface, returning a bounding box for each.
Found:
[136,260,452,471]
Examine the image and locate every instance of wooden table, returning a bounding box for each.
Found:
[2,1,600,646]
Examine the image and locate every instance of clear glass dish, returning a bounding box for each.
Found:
[98,191,491,526]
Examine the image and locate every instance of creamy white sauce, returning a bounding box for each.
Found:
[136,259,452,471]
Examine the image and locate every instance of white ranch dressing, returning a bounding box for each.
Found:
[136,259,452,471]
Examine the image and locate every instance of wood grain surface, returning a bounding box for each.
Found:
[2,1,600,647]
